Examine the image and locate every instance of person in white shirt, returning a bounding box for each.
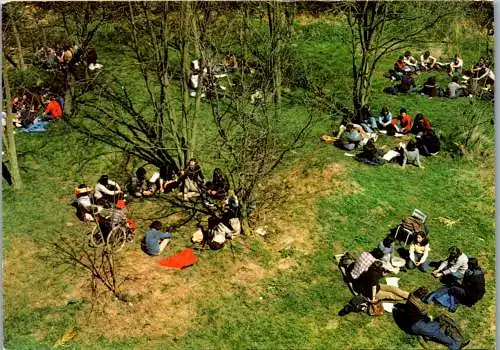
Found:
[448,76,468,98]
[419,51,444,71]
[94,174,122,207]
[432,246,468,285]
[448,54,463,77]
[407,232,430,271]
[404,51,419,72]
[473,64,495,84]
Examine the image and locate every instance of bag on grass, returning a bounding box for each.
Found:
[436,314,465,345]
[368,301,385,316]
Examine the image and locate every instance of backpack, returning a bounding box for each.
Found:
[436,314,465,345]
[401,216,425,234]
[338,295,369,316]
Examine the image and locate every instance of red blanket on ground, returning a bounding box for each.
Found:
[159,248,197,269]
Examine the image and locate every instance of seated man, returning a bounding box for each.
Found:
[128,167,153,198]
[426,257,485,312]
[432,246,468,286]
[472,62,495,86]
[149,163,178,194]
[448,54,463,77]
[338,123,367,151]
[421,77,437,97]
[420,51,442,71]
[94,175,123,208]
[405,287,469,350]
[74,184,102,221]
[205,168,230,200]
[403,51,419,72]
[42,95,63,120]
[391,108,412,134]
[396,74,416,93]
[348,248,385,281]
[180,158,205,199]
[142,220,173,256]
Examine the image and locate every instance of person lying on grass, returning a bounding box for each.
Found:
[426,257,485,312]
[406,232,430,272]
[405,287,470,350]
[142,220,173,256]
[402,140,423,169]
[431,246,468,286]
[352,260,409,303]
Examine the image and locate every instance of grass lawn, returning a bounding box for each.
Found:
[3,15,495,349]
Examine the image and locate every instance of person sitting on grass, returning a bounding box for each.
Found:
[448,76,469,98]
[426,257,485,313]
[404,287,469,350]
[403,51,419,73]
[205,168,230,201]
[149,163,178,194]
[142,220,173,256]
[338,123,367,151]
[357,104,378,132]
[180,158,205,200]
[42,95,63,121]
[348,248,385,281]
[394,56,410,77]
[377,235,402,273]
[377,105,393,129]
[432,246,468,286]
[355,138,385,166]
[448,54,463,78]
[472,61,495,86]
[391,108,412,135]
[128,167,152,198]
[402,140,423,169]
[417,129,441,156]
[74,184,101,221]
[94,174,123,208]
[352,260,409,302]
[421,76,437,97]
[397,73,417,94]
[407,232,430,272]
[411,114,433,138]
[419,51,441,71]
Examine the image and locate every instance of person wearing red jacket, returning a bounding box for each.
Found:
[391,108,412,134]
[43,96,63,120]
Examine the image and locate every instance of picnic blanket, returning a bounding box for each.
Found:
[20,121,49,133]
[159,248,197,270]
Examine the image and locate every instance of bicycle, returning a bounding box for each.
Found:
[87,213,135,252]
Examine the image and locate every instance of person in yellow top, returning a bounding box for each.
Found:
[407,232,430,272]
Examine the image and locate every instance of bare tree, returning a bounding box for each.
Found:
[343,1,449,116]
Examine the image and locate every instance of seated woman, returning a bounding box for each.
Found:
[180,158,205,199]
[448,76,468,98]
[403,51,419,73]
[417,129,440,156]
[377,235,402,273]
[407,232,430,272]
[74,184,101,221]
[404,287,468,350]
[426,257,485,312]
[377,105,393,129]
[357,104,378,132]
[355,138,385,166]
[448,54,463,78]
[391,108,412,134]
[394,56,410,77]
[352,261,409,303]
[420,77,437,97]
[337,123,365,151]
[472,62,495,86]
[205,168,230,200]
[149,163,178,194]
[411,114,432,137]
[402,140,423,168]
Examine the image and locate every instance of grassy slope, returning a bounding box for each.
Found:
[3,17,495,349]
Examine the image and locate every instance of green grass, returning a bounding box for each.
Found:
[3,12,495,350]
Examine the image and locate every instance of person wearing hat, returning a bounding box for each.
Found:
[432,247,468,285]
[75,184,101,221]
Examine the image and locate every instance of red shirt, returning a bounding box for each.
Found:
[45,100,63,119]
[392,113,412,131]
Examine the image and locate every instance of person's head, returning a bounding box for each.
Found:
[414,232,428,245]
[370,247,384,260]
[381,105,389,115]
[188,158,197,169]
[452,76,459,83]
[368,260,385,276]
[115,199,126,209]
[75,184,91,197]
[361,104,370,112]
[136,167,147,180]
[412,287,430,300]
[424,51,430,59]
[365,138,375,148]
[454,53,460,59]
[398,55,404,61]
[399,108,407,116]
[404,51,411,57]
[448,246,462,261]
[150,220,162,231]
[406,140,417,151]
[98,175,109,186]
[382,235,394,248]
[467,257,480,270]
[345,123,354,132]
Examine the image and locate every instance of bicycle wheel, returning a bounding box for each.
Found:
[106,226,127,252]
[88,223,105,248]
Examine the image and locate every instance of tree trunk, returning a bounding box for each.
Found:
[11,21,25,70]
[64,72,75,116]
[3,66,23,189]
[180,2,191,165]
[268,1,282,119]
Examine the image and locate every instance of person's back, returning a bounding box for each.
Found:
[45,99,63,119]
[462,266,485,305]
[144,221,172,256]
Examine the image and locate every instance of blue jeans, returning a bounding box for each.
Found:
[411,319,460,350]
[407,253,429,272]
[425,286,458,312]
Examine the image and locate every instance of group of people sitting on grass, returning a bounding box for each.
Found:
[384,51,494,101]
[73,159,246,256]
[34,44,102,71]
[329,105,440,167]
[338,219,484,349]
[2,90,64,133]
